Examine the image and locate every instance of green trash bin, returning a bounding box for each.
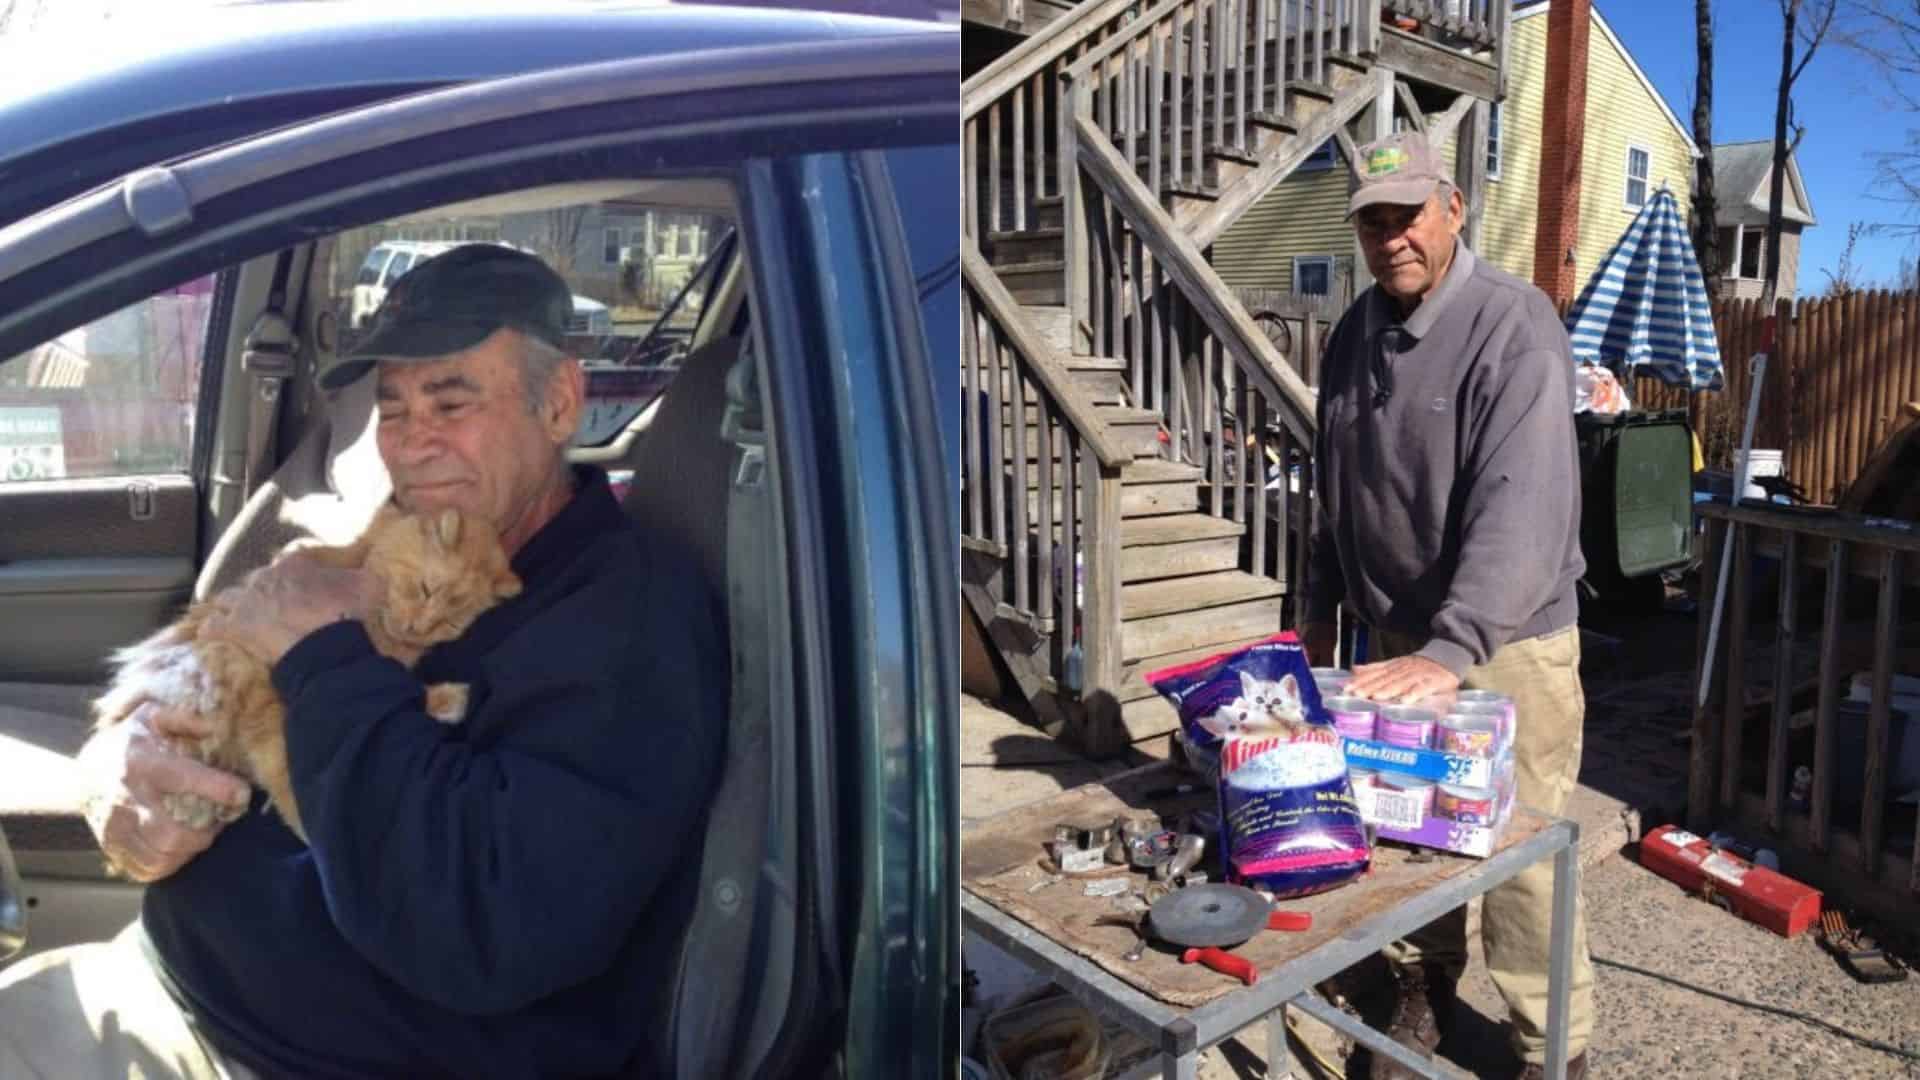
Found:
[1575,409,1695,605]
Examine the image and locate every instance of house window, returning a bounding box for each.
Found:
[1486,102,1502,180]
[1625,144,1651,209]
[1739,226,1765,279]
[1301,140,1337,172]
[604,227,623,265]
[1293,256,1334,296]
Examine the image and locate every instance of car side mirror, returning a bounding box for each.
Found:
[0,822,25,962]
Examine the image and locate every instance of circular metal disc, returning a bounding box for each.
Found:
[1147,883,1269,947]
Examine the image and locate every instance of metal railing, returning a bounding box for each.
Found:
[1692,501,1920,925]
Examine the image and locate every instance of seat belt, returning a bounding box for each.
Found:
[669,342,774,1078]
[238,251,300,500]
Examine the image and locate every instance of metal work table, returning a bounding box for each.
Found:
[962,762,1580,1080]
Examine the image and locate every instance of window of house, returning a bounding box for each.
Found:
[1301,140,1336,172]
[1486,102,1502,180]
[0,275,215,482]
[1740,226,1765,279]
[604,226,624,265]
[1625,145,1651,209]
[1293,255,1333,297]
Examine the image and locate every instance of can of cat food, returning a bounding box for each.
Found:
[1370,774,1435,828]
[1435,783,1498,825]
[1454,690,1514,741]
[1322,695,1381,741]
[1376,706,1438,749]
[1435,709,1500,758]
[1311,667,1353,697]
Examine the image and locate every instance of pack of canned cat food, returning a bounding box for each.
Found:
[1146,633,1370,898]
[1314,682,1521,858]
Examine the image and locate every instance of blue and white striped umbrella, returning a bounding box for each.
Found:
[1565,187,1723,391]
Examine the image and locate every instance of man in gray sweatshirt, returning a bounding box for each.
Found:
[1302,131,1593,1080]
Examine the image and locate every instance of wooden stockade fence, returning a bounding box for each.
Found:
[1557,291,1920,507]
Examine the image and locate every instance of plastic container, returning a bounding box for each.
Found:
[981,996,1109,1080]
[1311,667,1353,696]
[1734,448,1785,500]
[1376,706,1437,749]
[1323,696,1381,741]
[1453,690,1514,740]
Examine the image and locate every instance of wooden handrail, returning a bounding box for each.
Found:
[1071,112,1318,441]
[961,0,1139,120]
[961,246,1132,469]
[1060,0,1206,81]
[1695,500,1920,557]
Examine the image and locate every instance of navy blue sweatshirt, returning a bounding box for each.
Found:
[140,466,727,1078]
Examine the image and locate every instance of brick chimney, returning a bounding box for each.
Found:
[1532,0,1593,306]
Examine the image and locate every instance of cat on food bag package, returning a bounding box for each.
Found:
[1145,632,1369,898]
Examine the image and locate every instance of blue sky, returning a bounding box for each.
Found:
[1597,1,1914,290]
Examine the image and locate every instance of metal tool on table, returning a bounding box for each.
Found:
[1101,884,1313,984]
[1050,821,1116,875]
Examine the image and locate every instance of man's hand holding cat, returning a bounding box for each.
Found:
[80,702,251,882]
[1347,654,1460,706]
[202,552,383,666]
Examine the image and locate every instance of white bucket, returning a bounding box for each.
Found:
[1735,449,1784,499]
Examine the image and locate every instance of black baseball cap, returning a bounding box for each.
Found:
[322,243,573,389]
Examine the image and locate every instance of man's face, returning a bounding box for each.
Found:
[374,328,579,534]
[1355,188,1464,304]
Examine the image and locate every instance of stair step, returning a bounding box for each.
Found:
[1018,456,1198,489]
[998,259,1066,305]
[986,227,1064,264]
[1121,521,1241,581]
[1032,196,1064,231]
[1115,633,1278,704]
[1121,570,1285,660]
[1024,305,1075,351]
[1123,569,1283,620]
[1001,406,1161,457]
[1121,513,1242,546]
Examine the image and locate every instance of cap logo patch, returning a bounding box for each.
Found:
[1367,147,1407,177]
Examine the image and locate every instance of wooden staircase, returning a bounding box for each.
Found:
[962,0,1508,755]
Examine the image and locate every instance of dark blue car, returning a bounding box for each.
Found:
[0,5,958,1076]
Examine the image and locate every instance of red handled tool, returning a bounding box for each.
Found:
[1149,887,1314,985]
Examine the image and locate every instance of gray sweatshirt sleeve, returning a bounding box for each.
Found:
[1415,341,1579,677]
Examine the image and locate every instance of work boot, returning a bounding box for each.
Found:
[1516,1051,1589,1080]
[1367,964,1456,1080]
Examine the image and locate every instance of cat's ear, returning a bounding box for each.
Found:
[1239,670,1258,696]
[434,508,462,548]
[1279,674,1299,699]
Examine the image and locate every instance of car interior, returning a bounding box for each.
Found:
[0,177,797,1074]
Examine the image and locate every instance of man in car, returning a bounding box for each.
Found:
[0,245,728,1078]
[1300,132,1593,1080]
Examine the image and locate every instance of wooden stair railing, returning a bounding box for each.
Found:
[961,246,1130,743]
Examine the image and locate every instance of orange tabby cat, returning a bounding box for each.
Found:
[92,506,521,845]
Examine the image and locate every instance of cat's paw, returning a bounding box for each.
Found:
[425,683,470,725]
[162,791,246,830]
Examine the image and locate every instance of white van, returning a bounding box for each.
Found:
[350,240,613,336]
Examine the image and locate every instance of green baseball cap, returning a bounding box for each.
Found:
[1346,131,1449,219]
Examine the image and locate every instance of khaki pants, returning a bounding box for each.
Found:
[1372,627,1595,1064]
[0,923,258,1080]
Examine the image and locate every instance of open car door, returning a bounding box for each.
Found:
[0,31,956,1077]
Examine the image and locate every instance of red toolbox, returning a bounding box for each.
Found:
[1639,825,1821,938]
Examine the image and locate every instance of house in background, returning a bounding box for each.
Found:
[1213,0,1698,327]
[1709,140,1817,301]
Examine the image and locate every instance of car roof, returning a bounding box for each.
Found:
[0,2,948,226]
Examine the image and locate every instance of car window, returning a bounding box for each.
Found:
[354,249,390,287]
[325,195,732,448]
[0,275,214,482]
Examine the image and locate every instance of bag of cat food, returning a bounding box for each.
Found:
[1145,632,1369,898]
